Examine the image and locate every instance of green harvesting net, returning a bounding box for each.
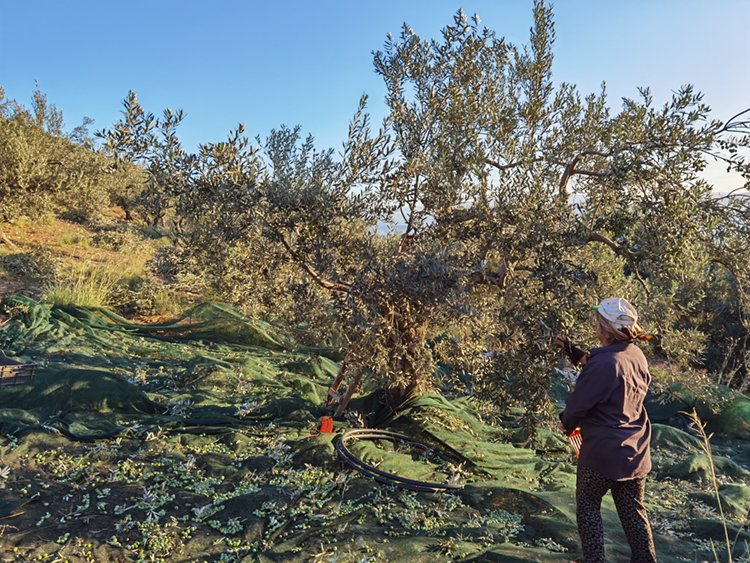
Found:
[0,295,748,562]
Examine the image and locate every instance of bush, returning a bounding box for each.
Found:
[110,276,182,317]
[0,86,144,223]
[91,229,142,252]
[0,249,58,283]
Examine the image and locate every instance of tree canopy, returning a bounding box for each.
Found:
[135,2,745,420]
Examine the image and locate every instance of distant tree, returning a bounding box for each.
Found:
[97,91,190,226]
[0,84,128,224]
[30,82,64,136]
[69,116,96,150]
[170,3,749,419]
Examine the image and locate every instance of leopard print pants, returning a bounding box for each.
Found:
[576,464,657,562]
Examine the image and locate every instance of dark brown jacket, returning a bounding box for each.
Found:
[561,341,652,480]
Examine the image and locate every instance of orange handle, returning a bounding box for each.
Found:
[319,416,334,433]
[567,428,582,458]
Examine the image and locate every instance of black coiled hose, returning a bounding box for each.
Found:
[333,428,464,492]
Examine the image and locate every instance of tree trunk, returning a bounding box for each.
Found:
[117,197,134,221]
[331,309,432,424]
[383,314,431,411]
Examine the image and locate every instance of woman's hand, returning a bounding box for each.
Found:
[554,334,588,366]
[554,334,570,347]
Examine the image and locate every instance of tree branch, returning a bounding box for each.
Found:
[719,107,750,134]
[558,154,584,196]
[586,232,641,260]
[711,187,750,202]
[485,158,536,171]
[398,175,420,254]
[585,232,650,296]
[557,150,615,197]
[278,235,352,294]
[468,263,511,289]
[568,168,612,179]
[0,230,18,250]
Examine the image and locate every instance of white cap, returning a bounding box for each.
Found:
[594,298,638,330]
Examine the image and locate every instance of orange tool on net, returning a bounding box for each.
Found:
[319,416,334,433]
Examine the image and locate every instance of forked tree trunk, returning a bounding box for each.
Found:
[329,314,432,423]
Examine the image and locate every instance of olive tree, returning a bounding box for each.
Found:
[97,91,190,226]
[171,2,749,418]
[0,85,128,225]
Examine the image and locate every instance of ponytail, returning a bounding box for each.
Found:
[596,313,652,343]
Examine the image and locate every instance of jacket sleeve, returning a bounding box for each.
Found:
[560,355,617,434]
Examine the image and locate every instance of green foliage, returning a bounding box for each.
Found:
[0,249,58,284]
[97,92,192,226]
[0,85,141,223]
[91,228,142,252]
[110,276,183,317]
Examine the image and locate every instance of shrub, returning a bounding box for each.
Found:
[91,229,141,252]
[0,249,58,283]
[0,85,144,223]
[110,276,182,317]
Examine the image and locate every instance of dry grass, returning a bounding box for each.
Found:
[44,265,120,308]
[1,213,167,313]
[682,408,736,563]
[0,214,155,274]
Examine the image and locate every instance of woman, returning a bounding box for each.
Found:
[556,297,657,563]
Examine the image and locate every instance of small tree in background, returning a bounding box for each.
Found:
[97,91,191,226]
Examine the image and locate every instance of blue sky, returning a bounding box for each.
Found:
[1,0,748,179]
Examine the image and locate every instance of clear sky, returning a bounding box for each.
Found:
[1,0,748,186]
